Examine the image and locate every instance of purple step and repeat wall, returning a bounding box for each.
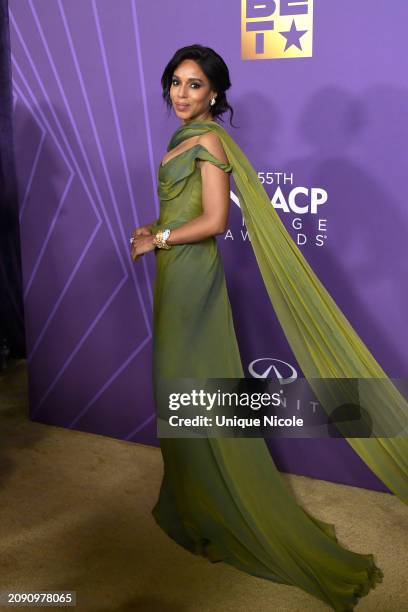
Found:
[10,1,408,491]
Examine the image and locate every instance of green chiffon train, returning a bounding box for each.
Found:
[149,121,395,609]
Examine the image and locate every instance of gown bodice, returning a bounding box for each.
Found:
[155,142,232,231]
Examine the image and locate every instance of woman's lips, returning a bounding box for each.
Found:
[175,104,190,110]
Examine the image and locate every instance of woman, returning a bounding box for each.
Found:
[130,44,407,609]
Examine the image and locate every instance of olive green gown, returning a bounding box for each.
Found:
[150,122,386,610]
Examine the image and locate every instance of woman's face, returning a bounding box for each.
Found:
[169,59,217,123]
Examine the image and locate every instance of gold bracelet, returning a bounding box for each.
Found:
[152,229,172,250]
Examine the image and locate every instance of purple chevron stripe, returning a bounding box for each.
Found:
[69,335,151,427]
[18,129,45,222]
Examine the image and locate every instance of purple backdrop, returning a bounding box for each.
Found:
[10,0,408,493]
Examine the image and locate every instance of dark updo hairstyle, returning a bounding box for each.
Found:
[161,44,237,128]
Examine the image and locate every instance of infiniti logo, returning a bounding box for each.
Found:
[248,358,298,385]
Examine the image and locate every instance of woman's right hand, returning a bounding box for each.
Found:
[131,224,154,239]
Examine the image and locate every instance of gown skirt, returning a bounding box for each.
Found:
[150,143,383,611]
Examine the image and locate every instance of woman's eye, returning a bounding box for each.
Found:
[171,79,200,88]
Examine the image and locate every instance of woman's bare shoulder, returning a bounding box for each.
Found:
[197,131,229,165]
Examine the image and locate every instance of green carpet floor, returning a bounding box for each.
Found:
[0,360,406,611]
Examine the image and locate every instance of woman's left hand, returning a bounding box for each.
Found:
[131,235,156,261]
